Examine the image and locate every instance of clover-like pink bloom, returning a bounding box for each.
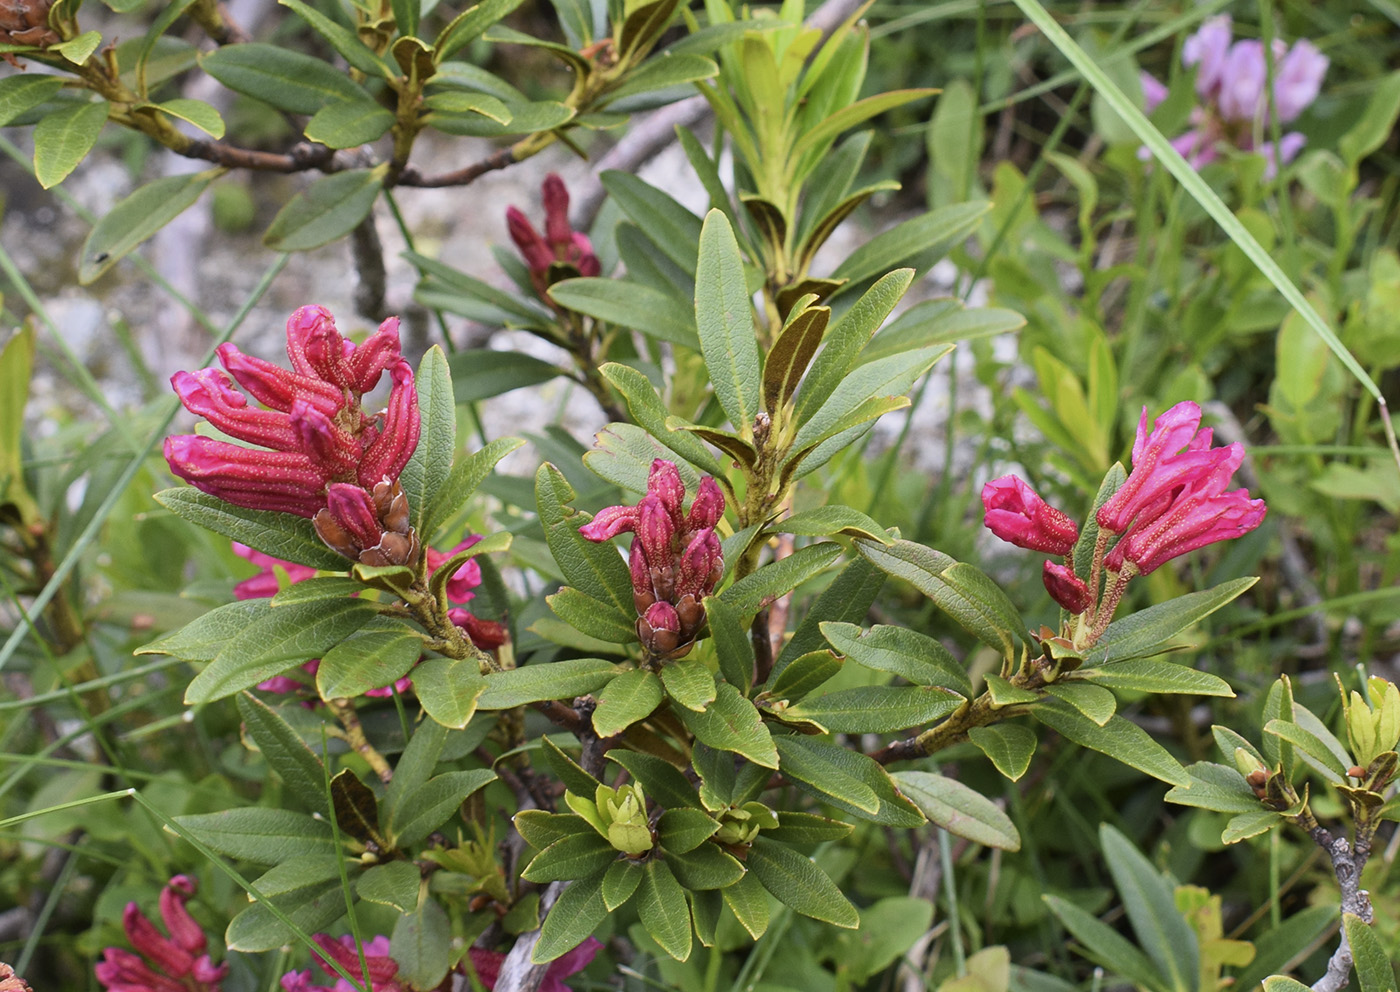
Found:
[466,936,601,992]
[281,935,403,992]
[96,875,228,992]
[580,460,724,657]
[981,476,1079,556]
[1141,15,1326,176]
[506,174,601,300]
[166,307,422,567]
[1099,402,1265,576]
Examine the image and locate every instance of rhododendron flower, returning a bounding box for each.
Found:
[465,936,601,992]
[96,875,227,992]
[580,460,724,657]
[981,476,1078,556]
[1140,15,1326,175]
[506,174,601,301]
[281,934,402,992]
[166,306,422,567]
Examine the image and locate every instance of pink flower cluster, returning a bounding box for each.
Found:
[982,402,1265,627]
[1142,15,1327,175]
[96,875,227,992]
[466,937,600,992]
[506,174,601,301]
[166,306,422,568]
[580,460,725,657]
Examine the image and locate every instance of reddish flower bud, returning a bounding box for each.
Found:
[647,459,685,522]
[506,207,554,274]
[675,528,721,600]
[158,878,206,955]
[506,175,601,303]
[637,494,675,571]
[359,360,420,488]
[578,504,640,542]
[542,173,573,248]
[687,476,725,530]
[449,608,508,650]
[629,537,657,612]
[1042,561,1092,614]
[348,317,404,393]
[981,476,1078,555]
[98,877,224,992]
[639,601,682,656]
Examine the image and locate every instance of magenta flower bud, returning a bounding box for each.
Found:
[686,476,725,530]
[573,234,601,276]
[215,344,341,416]
[358,360,421,488]
[163,436,328,516]
[1107,488,1266,576]
[173,370,300,452]
[542,173,573,248]
[638,600,682,655]
[158,879,206,955]
[124,902,195,977]
[637,495,676,569]
[629,537,656,611]
[506,207,554,274]
[310,934,402,987]
[448,607,508,650]
[289,399,357,477]
[1042,561,1092,614]
[1097,402,1211,533]
[675,528,721,599]
[981,476,1079,555]
[348,316,404,393]
[191,957,230,986]
[647,459,686,521]
[322,484,385,550]
[285,305,354,390]
[97,947,185,992]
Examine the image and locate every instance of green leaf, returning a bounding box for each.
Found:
[33,100,108,189]
[819,622,971,697]
[1262,979,1313,992]
[695,209,762,432]
[592,668,663,736]
[639,860,693,961]
[330,768,382,846]
[832,200,990,288]
[315,617,423,700]
[1079,661,1234,697]
[1263,719,1350,780]
[791,89,937,162]
[1044,682,1116,727]
[153,488,349,570]
[602,859,644,911]
[391,899,452,991]
[421,90,512,122]
[864,299,1026,363]
[765,811,853,847]
[1339,70,1400,167]
[1099,823,1199,992]
[263,167,386,251]
[776,559,886,674]
[1087,578,1258,665]
[446,350,561,404]
[786,685,961,734]
[778,735,924,825]
[666,842,745,890]
[305,97,395,148]
[598,177,699,278]
[748,836,858,928]
[702,595,754,693]
[542,738,601,796]
[1236,906,1335,988]
[385,720,447,820]
[607,750,702,810]
[392,769,496,846]
[423,437,525,542]
[659,658,717,712]
[548,586,638,644]
[427,97,571,136]
[435,0,527,61]
[776,506,893,545]
[185,600,378,703]
[894,771,1021,851]
[522,831,618,882]
[597,364,721,473]
[149,97,224,137]
[934,561,1029,662]
[137,600,271,663]
[514,810,592,850]
[657,808,719,854]
[534,463,635,615]
[678,682,778,768]
[984,674,1039,706]
[719,543,842,621]
[236,693,328,815]
[967,724,1037,781]
[1162,762,1261,815]
[767,649,843,703]
[794,269,913,428]
[225,855,351,951]
[79,169,220,283]
[412,658,486,729]
[1033,700,1189,786]
[773,736,879,814]
[533,870,609,963]
[722,873,770,939]
[357,860,421,913]
[548,278,698,348]
[49,29,103,65]
[0,76,63,128]
[763,304,829,412]
[1043,894,1170,992]
[173,808,335,865]
[477,658,618,709]
[278,0,394,76]
[1221,810,1281,844]
[606,52,718,101]
[201,43,368,113]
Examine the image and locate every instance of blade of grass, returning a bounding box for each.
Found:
[1008,0,1400,479]
[0,253,290,673]
[15,837,80,973]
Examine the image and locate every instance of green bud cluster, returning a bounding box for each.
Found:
[566,782,654,855]
[713,802,779,846]
[1344,677,1400,771]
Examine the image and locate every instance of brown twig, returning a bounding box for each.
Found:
[326,698,394,783]
[1301,816,1375,992]
[397,146,519,188]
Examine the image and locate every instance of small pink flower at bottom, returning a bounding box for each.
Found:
[281,934,403,992]
[465,937,601,992]
[96,875,227,992]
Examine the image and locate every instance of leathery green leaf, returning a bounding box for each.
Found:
[894,771,1021,851]
[748,836,858,928]
[694,209,762,432]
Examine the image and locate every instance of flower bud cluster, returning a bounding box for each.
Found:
[281,934,403,992]
[1344,677,1400,772]
[165,306,421,567]
[982,402,1265,636]
[1141,15,1327,176]
[95,875,228,992]
[506,174,601,302]
[566,782,654,855]
[713,801,779,847]
[579,460,725,658]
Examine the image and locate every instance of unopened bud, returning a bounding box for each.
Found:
[1042,561,1091,614]
[647,459,685,521]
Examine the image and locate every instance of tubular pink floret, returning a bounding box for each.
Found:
[637,495,675,567]
[981,476,1078,556]
[324,484,384,549]
[285,305,352,389]
[675,528,721,599]
[310,934,402,985]
[647,459,685,520]
[348,316,403,393]
[158,880,206,955]
[358,360,420,488]
[1108,488,1266,576]
[542,173,572,247]
[217,344,343,416]
[687,476,725,529]
[506,207,553,272]
[97,947,186,992]
[123,903,195,978]
[289,399,359,477]
[172,370,301,451]
[579,504,641,542]
[1042,561,1092,614]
